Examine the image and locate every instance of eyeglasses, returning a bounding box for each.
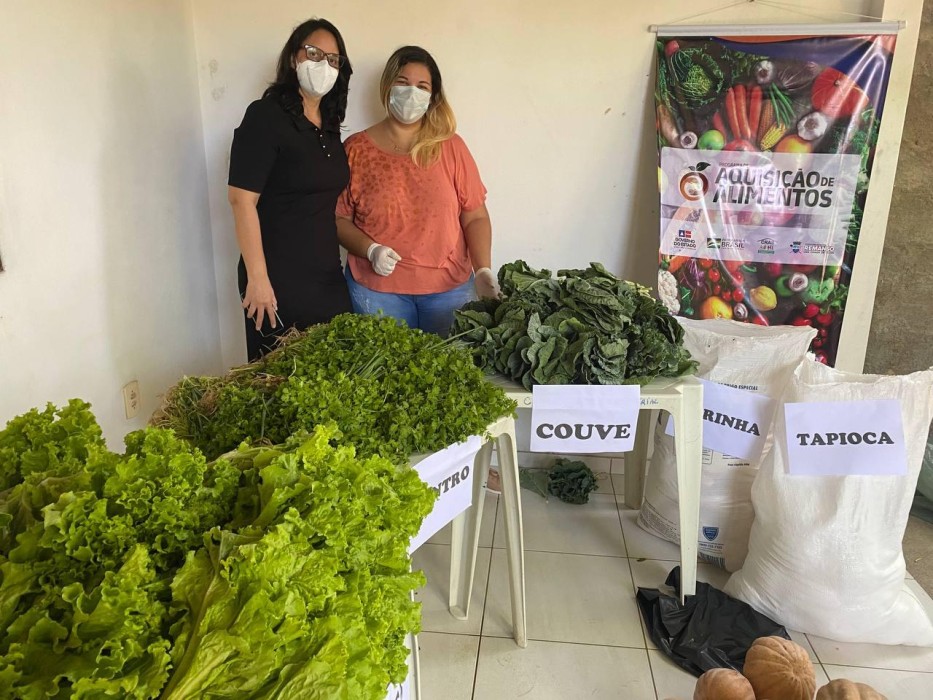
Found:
[303,45,346,69]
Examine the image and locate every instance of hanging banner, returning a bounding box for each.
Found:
[654,32,896,365]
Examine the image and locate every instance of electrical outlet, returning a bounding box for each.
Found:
[123,380,140,420]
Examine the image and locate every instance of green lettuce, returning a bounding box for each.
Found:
[0,545,171,699]
[0,407,435,699]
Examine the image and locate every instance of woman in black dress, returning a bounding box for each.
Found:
[228,18,354,361]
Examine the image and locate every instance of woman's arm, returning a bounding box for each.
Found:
[461,204,498,298]
[336,216,376,258]
[229,185,277,330]
[461,204,492,270]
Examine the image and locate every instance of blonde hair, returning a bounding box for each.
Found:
[380,46,456,168]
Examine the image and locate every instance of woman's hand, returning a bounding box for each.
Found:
[462,204,495,296]
[336,217,401,276]
[367,243,402,276]
[474,267,500,298]
[242,275,278,331]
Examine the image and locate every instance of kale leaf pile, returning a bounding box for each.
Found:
[452,261,696,388]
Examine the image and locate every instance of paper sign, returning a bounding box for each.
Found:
[530,385,641,454]
[784,399,908,476]
[385,678,409,700]
[409,435,482,552]
[385,633,414,700]
[665,378,776,462]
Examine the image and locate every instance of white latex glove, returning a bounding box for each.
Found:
[366,243,402,276]
[474,267,500,299]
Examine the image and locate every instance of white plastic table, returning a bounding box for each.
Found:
[448,415,527,646]
[404,416,526,700]
[448,374,704,635]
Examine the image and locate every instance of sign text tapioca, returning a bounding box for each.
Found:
[795,431,894,447]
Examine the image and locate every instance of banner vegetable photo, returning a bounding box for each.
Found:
[655,32,896,365]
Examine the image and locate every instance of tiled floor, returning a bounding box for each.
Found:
[411,462,933,700]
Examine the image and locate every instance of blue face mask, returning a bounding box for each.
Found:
[389,85,431,124]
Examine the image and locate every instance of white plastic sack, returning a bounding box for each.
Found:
[638,319,815,571]
[724,360,933,645]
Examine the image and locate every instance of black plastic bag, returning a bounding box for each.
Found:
[636,566,790,678]
[911,436,933,524]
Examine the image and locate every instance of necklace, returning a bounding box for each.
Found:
[390,137,411,153]
[386,123,412,153]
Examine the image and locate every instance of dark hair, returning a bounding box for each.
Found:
[263,18,351,132]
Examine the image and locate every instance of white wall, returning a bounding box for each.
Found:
[0,0,222,446]
[0,0,922,446]
[191,0,915,371]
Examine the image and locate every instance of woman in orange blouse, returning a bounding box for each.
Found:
[336,46,498,337]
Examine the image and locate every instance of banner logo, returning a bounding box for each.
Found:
[674,229,697,250]
[679,162,711,201]
[702,526,720,542]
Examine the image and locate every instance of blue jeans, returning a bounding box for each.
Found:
[344,265,476,337]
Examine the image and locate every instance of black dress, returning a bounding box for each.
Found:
[228,94,353,361]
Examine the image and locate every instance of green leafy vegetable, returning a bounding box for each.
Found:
[453,261,697,388]
[0,403,435,699]
[0,314,508,697]
[726,47,769,82]
[547,458,598,505]
[0,545,172,700]
[154,313,516,462]
[0,399,107,493]
[670,48,727,108]
[518,458,600,504]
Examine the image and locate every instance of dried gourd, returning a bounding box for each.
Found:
[743,636,816,700]
[816,678,889,700]
[693,668,755,700]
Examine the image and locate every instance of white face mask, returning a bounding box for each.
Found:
[388,85,431,124]
[296,58,338,98]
